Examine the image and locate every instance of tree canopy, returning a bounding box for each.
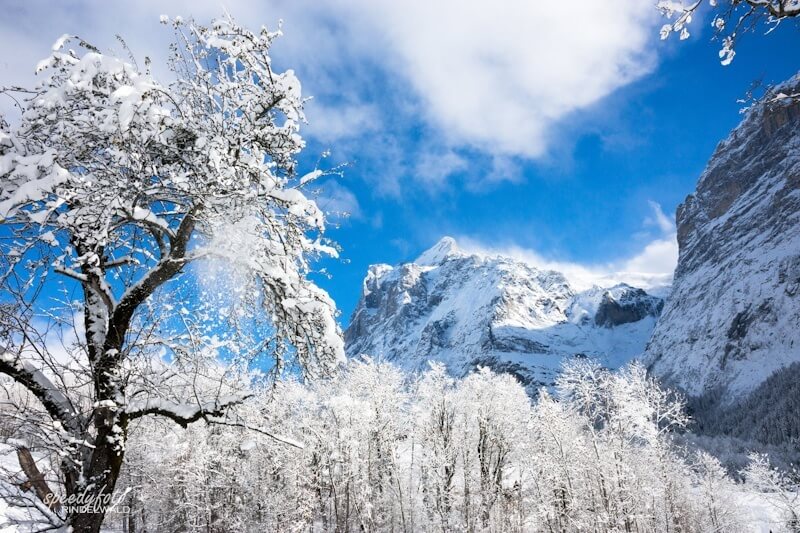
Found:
[0,14,343,531]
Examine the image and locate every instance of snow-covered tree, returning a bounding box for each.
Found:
[454,367,530,530]
[93,359,766,532]
[658,0,800,65]
[0,14,343,532]
[693,450,741,531]
[741,453,800,530]
[414,363,459,531]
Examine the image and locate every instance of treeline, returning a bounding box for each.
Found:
[689,362,800,447]
[106,360,797,532]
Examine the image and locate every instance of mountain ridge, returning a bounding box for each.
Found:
[345,238,663,389]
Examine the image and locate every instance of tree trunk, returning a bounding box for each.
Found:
[124,491,136,533]
[67,422,126,533]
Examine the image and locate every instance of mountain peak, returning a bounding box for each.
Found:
[415,236,463,266]
[346,241,663,390]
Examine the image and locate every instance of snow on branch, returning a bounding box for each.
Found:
[0,351,83,435]
[0,14,346,529]
[125,393,252,428]
[658,0,800,65]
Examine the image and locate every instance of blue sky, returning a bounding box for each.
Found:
[1,1,797,326]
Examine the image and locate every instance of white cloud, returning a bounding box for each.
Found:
[457,200,678,294]
[0,0,660,161]
[620,236,678,276]
[414,151,469,190]
[482,156,523,188]
[645,200,676,234]
[26,310,86,367]
[304,102,379,144]
[342,0,660,157]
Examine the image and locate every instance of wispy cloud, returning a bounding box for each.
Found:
[414,151,469,191]
[645,199,676,234]
[304,102,380,144]
[457,201,678,294]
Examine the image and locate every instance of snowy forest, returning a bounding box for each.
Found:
[1,2,800,532]
[5,359,799,532]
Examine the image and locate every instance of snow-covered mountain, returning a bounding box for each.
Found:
[644,77,800,412]
[345,237,663,388]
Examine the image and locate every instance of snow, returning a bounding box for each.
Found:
[239,439,257,452]
[0,444,52,531]
[0,159,70,220]
[733,489,797,532]
[415,236,463,266]
[129,206,171,231]
[124,394,250,419]
[347,238,664,389]
[50,33,72,52]
[1,352,78,427]
[299,169,323,185]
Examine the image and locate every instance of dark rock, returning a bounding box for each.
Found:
[594,287,663,327]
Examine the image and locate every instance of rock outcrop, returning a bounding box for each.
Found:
[644,77,800,417]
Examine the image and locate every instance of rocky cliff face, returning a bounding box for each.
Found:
[345,237,663,389]
[644,77,800,404]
